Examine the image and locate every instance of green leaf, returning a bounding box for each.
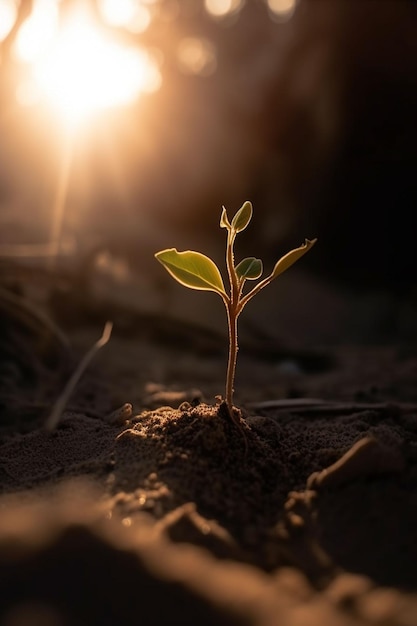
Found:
[155,248,226,295]
[220,206,230,229]
[235,257,263,281]
[270,238,317,280]
[231,201,252,233]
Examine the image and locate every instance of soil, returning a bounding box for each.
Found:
[0,263,417,626]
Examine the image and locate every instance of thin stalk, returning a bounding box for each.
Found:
[238,274,272,312]
[224,228,240,408]
[226,231,239,301]
[225,301,238,407]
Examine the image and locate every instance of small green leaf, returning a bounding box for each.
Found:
[220,206,230,229]
[235,257,263,281]
[231,201,252,233]
[270,238,317,280]
[155,248,226,295]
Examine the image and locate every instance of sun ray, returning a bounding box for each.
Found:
[15,5,161,129]
[48,132,74,267]
[9,2,163,264]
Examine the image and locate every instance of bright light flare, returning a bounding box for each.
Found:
[0,0,18,42]
[15,10,161,127]
[204,0,244,20]
[35,21,160,124]
[13,0,58,61]
[98,0,152,33]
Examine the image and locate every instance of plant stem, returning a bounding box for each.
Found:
[225,302,238,407]
[224,228,240,408]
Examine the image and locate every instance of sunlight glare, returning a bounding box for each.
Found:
[26,13,161,126]
[204,0,244,20]
[13,0,58,62]
[98,0,151,33]
[0,0,18,42]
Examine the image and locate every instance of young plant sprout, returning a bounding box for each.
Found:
[155,201,316,419]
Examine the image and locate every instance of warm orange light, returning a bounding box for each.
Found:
[177,38,217,76]
[14,7,161,128]
[204,0,244,19]
[267,0,297,21]
[13,0,58,61]
[98,0,152,33]
[0,0,18,42]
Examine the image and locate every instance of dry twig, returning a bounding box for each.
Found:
[45,321,113,431]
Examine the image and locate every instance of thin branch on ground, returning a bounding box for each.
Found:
[45,321,113,431]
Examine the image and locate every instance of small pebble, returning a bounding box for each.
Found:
[105,403,133,425]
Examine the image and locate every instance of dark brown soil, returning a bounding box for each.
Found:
[0,271,417,626]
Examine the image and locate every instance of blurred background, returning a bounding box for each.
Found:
[0,0,416,346]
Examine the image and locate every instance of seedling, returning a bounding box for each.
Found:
[155,201,316,417]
